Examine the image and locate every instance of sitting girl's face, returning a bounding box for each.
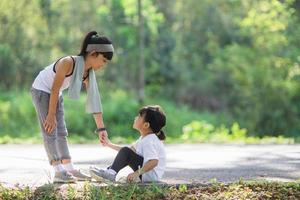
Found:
[133,114,148,132]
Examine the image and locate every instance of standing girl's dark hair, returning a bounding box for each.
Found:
[78,31,113,60]
[138,105,166,140]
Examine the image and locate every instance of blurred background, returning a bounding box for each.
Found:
[0,0,299,144]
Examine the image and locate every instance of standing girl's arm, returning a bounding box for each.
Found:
[83,80,105,129]
[83,79,108,143]
[93,112,105,130]
[44,57,73,133]
[93,112,109,144]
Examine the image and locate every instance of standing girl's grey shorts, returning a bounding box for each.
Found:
[31,87,71,164]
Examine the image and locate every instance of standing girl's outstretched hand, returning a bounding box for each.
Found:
[43,113,57,133]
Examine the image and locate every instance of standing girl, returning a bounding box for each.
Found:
[31,31,114,183]
[90,105,167,183]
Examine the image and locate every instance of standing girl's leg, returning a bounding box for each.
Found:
[55,96,71,163]
[31,88,61,163]
[31,88,75,183]
[56,96,90,180]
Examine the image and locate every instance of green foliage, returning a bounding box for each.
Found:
[178,184,188,193]
[143,97,230,138]
[0,185,32,200]
[0,90,227,143]
[0,90,296,144]
[64,89,141,140]
[0,181,299,200]
[205,0,300,136]
[0,90,39,138]
[1,0,300,138]
[182,121,248,143]
[166,181,300,200]
[181,120,293,144]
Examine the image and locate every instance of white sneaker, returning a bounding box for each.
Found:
[53,171,76,183]
[69,169,91,181]
[89,167,116,182]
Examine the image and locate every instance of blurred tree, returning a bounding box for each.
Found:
[0,0,300,137]
[137,0,145,103]
[171,0,239,110]
[209,0,299,136]
[0,0,49,89]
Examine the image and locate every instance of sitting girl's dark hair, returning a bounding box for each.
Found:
[78,31,113,60]
[138,105,166,140]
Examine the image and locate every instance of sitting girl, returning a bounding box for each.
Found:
[90,105,167,183]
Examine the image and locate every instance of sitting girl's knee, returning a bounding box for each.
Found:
[120,147,131,154]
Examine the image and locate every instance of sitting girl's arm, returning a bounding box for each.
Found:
[101,133,123,151]
[101,132,137,152]
[127,159,158,182]
[106,142,123,151]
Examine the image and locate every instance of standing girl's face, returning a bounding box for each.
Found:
[89,53,108,70]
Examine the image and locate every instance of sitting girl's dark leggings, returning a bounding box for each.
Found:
[110,147,144,175]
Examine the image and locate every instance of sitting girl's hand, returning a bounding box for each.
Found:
[99,131,110,146]
[127,171,140,183]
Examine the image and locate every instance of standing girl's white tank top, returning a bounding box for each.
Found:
[32,56,75,96]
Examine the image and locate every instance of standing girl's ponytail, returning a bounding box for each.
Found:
[78,31,98,57]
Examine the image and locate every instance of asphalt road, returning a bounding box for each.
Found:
[0,144,299,186]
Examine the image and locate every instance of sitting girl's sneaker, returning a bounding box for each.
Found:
[53,171,76,183]
[89,167,116,182]
[69,169,91,181]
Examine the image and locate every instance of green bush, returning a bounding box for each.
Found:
[0,90,295,144]
[64,89,140,140]
[0,90,224,143]
[181,120,294,144]
[0,90,39,138]
[64,90,225,141]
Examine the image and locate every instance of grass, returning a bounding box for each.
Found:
[0,180,299,200]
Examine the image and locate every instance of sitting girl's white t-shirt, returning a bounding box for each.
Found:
[133,134,166,182]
